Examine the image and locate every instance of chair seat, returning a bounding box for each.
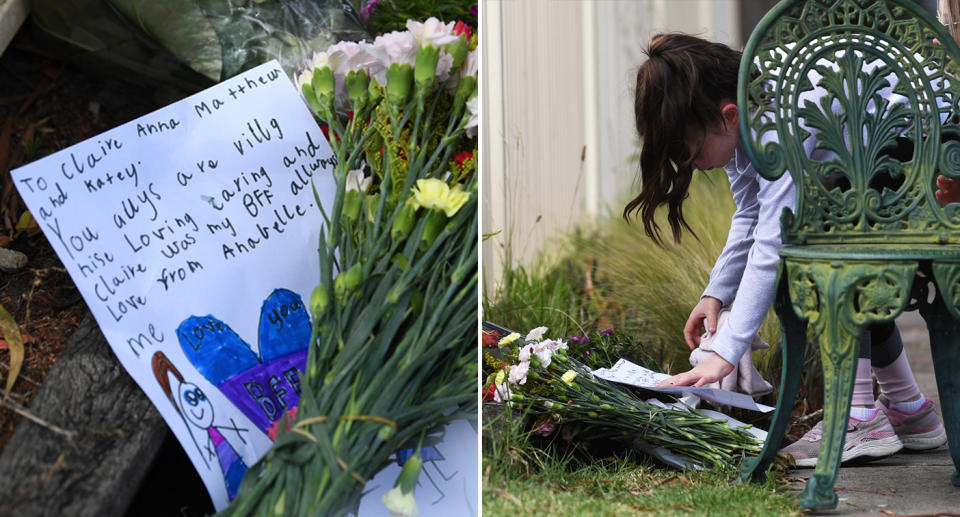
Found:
[781,245,960,261]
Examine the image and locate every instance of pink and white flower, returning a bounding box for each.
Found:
[518,343,535,362]
[493,382,512,403]
[526,326,548,342]
[541,338,567,352]
[508,361,530,385]
[345,169,371,193]
[406,17,459,48]
[465,97,478,138]
[532,343,553,368]
[368,30,419,85]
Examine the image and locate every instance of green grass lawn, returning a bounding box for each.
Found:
[482,404,800,517]
[483,455,800,516]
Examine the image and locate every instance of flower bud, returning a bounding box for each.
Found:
[368,77,384,104]
[386,63,413,106]
[334,264,363,300]
[391,202,418,241]
[310,284,329,318]
[366,193,381,223]
[343,190,362,221]
[419,210,447,250]
[414,45,440,91]
[445,34,469,72]
[344,263,363,290]
[312,66,336,110]
[300,82,323,114]
[345,70,369,112]
[454,75,477,109]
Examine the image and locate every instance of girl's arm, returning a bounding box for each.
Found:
[703,170,794,367]
[664,170,793,387]
[684,157,761,349]
[701,162,761,308]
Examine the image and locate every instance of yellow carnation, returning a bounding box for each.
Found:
[410,178,469,217]
[561,370,578,385]
[498,332,520,346]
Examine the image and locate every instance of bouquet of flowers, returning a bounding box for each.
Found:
[485,326,763,469]
[222,17,477,517]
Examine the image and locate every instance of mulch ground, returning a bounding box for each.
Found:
[0,21,162,452]
[0,21,216,515]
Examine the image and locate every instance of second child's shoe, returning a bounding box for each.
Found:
[878,395,947,450]
[781,408,903,468]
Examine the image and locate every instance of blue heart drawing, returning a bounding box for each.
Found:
[176,288,311,437]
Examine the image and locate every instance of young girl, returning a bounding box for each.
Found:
[631,33,946,466]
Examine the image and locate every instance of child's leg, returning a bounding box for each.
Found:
[870,323,923,408]
[850,333,876,419]
[871,322,946,450]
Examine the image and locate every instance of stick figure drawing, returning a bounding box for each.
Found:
[152,351,251,499]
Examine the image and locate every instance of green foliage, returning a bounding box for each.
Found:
[482,259,597,341]
[358,0,477,35]
[565,328,658,373]
[221,21,476,517]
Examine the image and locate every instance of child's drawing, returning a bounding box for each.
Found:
[397,446,457,505]
[175,288,311,438]
[152,351,251,499]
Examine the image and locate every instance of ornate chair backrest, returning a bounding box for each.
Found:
[739,0,960,248]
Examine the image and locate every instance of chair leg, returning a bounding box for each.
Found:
[797,307,861,510]
[739,272,806,484]
[919,284,960,487]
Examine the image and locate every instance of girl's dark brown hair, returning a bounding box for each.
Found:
[624,33,742,245]
[153,351,184,408]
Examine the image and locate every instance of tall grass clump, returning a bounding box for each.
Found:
[569,170,781,375]
[482,257,598,340]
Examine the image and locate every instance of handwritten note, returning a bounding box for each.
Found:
[592,359,774,413]
[11,60,340,510]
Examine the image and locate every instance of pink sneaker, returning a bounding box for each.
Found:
[878,395,947,450]
[781,408,903,468]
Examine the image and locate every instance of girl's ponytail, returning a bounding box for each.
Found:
[625,33,741,246]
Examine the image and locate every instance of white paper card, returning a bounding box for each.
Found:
[12,60,338,510]
[592,359,775,413]
[356,418,479,517]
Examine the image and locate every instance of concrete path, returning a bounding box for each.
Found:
[784,310,960,516]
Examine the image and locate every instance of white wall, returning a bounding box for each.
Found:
[482,0,741,294]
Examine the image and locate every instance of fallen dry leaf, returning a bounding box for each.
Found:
[0,302,24,393]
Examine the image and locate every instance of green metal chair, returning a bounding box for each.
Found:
[736,0,960,510]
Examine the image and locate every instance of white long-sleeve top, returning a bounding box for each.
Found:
[700,139,795,366]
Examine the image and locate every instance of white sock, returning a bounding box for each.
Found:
[889,396,926,414]
[849,406,878,421]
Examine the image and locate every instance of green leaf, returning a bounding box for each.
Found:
[0,303,24,395]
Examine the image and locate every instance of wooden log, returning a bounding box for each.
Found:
[0,313,167,516]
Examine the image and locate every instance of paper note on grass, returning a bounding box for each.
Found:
[592,359,774,413]
[13,60,349,511]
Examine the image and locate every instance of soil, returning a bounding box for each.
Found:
[0,22,162,451]
[0,21,214,515]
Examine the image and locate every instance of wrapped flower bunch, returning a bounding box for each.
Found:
[486,326,763,470]
[222,17,478,517]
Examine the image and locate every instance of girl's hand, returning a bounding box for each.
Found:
[936,175,960,206]
[683,296,722,350]
[656,352,735,387]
